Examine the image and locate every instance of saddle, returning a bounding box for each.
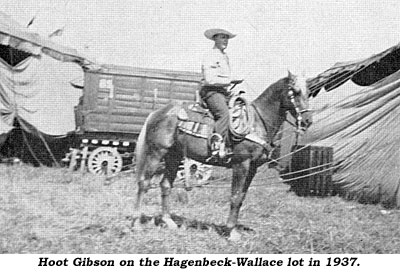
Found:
[177,94,276,164]
[177,93,252,141]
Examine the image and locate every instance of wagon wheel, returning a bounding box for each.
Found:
[177,159,213,184]
[88,147,123,175]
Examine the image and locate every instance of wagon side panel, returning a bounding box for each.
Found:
[81,66,201,136]
[70,65,201,175]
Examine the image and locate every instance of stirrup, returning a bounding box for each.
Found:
[206,133,232,163]
[205,146,232,163]
[219,141,226,158]
[205,150,220,163]
[210,133,223,151]
[206,133,223,163]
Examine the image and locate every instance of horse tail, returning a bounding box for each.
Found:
[135,104,177,183]
[134,111,154,181]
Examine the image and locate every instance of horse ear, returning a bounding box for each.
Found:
[287,70,294,79]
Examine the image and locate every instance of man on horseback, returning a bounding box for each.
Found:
[133,54,313,239]
[200,28,243,161]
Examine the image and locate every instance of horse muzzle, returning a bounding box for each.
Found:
[297,120,312,133]
[296,110,313,132]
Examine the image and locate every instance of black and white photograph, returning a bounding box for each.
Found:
[0,0,399,270]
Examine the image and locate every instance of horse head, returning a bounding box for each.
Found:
[283,71,312,132]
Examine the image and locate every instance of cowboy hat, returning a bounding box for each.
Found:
[204,28,236,40]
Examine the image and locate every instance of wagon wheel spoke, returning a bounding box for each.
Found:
[87,147,123,175]
[176,159,213,185]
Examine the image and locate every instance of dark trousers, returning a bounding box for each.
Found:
[200,87,230,144]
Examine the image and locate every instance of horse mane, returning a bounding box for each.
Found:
[253,76,289,106]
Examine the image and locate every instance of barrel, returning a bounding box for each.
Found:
[281,145,336,197]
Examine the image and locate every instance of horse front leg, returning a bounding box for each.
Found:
[227,160,257,237]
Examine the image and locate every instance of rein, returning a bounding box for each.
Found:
[250,103,277,157]
[250,82,310,156]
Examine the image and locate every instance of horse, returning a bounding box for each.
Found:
[133,71,312,240]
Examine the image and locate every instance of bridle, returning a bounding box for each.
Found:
[287,82,311,134]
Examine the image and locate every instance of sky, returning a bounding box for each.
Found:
[3,0,400,99]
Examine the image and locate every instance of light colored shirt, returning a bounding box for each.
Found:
[201,47,231,87]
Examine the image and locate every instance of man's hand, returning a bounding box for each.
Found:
[231,79,244,85]
[229,79,244,91]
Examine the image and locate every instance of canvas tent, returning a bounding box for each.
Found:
[0,11,92,166]
[287,42,400,207]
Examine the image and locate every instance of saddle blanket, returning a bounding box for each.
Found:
[177,103,214,139]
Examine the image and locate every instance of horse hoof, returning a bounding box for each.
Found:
[228,228,242,242]
[131,214,150,231]
[131,217,144,231]
[176,188,189,204]
[162,217,178,229]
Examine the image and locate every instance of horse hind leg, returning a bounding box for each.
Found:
[159,150,182,229]
[133,151,164,228]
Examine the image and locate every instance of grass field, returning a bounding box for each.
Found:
[0,164,399,254]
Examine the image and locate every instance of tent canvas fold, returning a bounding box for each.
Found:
[287,42,400,207]
[0,11,91,65]
[0,11,91,165]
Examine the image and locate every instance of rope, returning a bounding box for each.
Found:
[36,130,60,167]
[308,69,359,94]
[171,156,340,190]
[229,97,252,140]
[307,58,382,96]
[313,71,359,93]
[268,142,314,164]
[21,128,44,166]
[170,162,339,190]
[202,161,340,189]
[279,161,333,177]
[278,164,339,184]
